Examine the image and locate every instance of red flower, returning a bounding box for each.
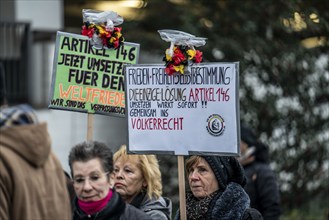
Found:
[102,38,108,47]
[81,25,94,38]
[165,64,176,75]
[114,27,122,32]
[113,39,120,48]
[194,50,203,63]
[163,44,204,75]
[105,31,112,39]
[172,50,186,65]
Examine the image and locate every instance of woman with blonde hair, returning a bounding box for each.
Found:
[112,145,172,220]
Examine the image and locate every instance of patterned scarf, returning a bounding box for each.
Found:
[0,104,38,127]
[186,191,219,220]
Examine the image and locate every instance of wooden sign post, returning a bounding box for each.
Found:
[87,113,94,141]
[178,155,186,220]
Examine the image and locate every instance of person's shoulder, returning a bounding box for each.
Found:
[161,196,172,209]
[122,203,152,220]
[253,161,273,172]
[142,196,172,208]
[254,162,274,173]
[252,162,278,182]
[141,196,172,220]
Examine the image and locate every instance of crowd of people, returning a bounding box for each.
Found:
[0,111,281,220]
[0,110,281,219]
[0,67,282,220]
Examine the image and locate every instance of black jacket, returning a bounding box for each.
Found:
[244,162,281,220]
[73,190,152,220]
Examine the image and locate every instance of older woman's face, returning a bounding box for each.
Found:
[188,157,219,199]
[112,157,146,203]
[72,158,110,202]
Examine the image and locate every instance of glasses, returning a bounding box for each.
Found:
[73,172,109,186]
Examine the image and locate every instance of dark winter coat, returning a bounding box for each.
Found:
[244,162,281,220]
[241,125,282,220]
[73,190,152,220]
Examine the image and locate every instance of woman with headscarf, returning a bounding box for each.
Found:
[175,155,263,220]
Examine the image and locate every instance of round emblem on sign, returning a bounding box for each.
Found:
[206,114,225,136]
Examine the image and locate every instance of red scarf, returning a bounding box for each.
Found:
[78,189,113,215]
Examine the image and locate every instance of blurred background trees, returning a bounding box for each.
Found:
[1,0,328,217]
[121,0,329,217]
[66,0,329,218]
[121,1,329,218]
[21,0,329,218]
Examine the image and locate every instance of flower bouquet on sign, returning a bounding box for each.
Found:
[81,9,124,49]
[158,29,206,75]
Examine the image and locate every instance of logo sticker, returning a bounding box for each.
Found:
[206,114,225,136]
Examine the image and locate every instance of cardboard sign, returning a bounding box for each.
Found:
[125,63,240,156]
[49,31,140,117]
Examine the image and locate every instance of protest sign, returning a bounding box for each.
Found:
[49,31,139,117]
[125,63,240,155]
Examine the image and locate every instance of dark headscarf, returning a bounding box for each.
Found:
[180,156,256,220]
[202,156,246,190]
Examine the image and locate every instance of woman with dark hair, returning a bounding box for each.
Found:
[175,155,263,220]
[239,125,282,220]
[68,141,151,220]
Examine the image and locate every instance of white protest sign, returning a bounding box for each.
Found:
[125,63,240,155]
